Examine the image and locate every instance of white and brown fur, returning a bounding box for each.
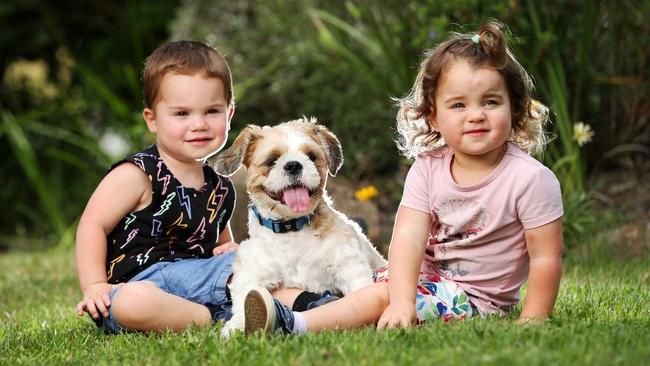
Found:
[214,117,386,335]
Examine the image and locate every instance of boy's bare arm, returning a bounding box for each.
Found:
[377,206,431,329]
[520,218,564,322]
[75,163,150,318]
[212,223,239,255]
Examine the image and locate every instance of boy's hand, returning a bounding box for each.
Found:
[377,300,416,329]
[212,241,239,256]
[76,282,122,319]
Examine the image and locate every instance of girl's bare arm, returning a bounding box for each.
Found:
[519,218,564,322]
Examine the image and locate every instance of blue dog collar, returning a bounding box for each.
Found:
[251,205,313,233]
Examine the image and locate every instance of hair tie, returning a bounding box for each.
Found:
[471,34,480,44]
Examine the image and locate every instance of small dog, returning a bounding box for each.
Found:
[214,117,386,335]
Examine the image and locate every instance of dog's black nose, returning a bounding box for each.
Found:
[284,161,303,175]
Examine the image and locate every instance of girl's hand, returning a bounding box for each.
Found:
[76,282,122,319]
[377,300,417,329]
[517,316,546,325]
[212,241,239,256]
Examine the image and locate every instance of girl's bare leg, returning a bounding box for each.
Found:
[303,282,389,331]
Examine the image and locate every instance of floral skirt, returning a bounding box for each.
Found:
[372,266,473,323]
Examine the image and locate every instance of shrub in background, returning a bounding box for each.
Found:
[0,1,178,248]
[171,0,400,177]
[1,0,647,249]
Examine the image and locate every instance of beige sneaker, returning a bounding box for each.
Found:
[244,287,276,335]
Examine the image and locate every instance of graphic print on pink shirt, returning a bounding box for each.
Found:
[429,198,488,277]
[432,198,488,247]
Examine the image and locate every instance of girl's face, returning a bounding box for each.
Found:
[143,72,233,166]
[430,60,512,161]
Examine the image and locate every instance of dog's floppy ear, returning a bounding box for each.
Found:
[213,125,261,176]
[313,123,343,177]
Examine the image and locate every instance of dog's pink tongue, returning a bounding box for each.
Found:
[283,187,310,212]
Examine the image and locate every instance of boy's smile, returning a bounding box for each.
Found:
[144,72,232,168]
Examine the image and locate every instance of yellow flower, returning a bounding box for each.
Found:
[573,122,594,147]
[3,58,58,98]
[355,185,378,201]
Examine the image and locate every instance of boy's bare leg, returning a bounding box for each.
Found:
[303,282,389,331]
[111,281,212,332]
[110,282,306,332]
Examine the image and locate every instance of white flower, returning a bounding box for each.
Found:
[573,122,594,147]
[99,131,131,159]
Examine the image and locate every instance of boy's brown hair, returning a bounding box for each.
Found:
[143,40,233,108]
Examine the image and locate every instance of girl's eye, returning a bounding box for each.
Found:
[206,109,219,114]
[450,103,464,109]
[175,111,189,117]
[485,99,498,105]
[307,153,317,162]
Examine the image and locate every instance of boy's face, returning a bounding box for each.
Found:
[143,72,233,164]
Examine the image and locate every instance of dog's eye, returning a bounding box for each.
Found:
[264,157,278,167]
[307,153,317,162]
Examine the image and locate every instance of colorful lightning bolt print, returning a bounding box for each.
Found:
[132,157,145,171]
[106,254,125,281]
[151,218,162,237]
[206,191,218,224]
[165,213,188,235]
[120,228,139,249]
[176,186,192,220]
[207,179,229,223]
[154,192,176,216]
[217,209,227,226]
[187,244,205,254]
[136,247,154,266]
[124,213,136,230]
[187,217,206,243]
[156,160,172,195]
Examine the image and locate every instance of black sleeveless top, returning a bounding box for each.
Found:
[105,145,236,284]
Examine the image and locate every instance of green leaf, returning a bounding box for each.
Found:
[2,111,66,239]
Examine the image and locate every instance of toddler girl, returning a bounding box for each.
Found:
[243,21,564,334]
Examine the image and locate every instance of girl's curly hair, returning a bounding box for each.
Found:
[396,21,550,158]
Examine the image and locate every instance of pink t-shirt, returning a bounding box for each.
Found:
[401,143,563,315]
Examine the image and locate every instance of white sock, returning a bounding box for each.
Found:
[291,311,307,334]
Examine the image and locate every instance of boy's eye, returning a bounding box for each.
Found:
[450,103,464,109]
[206,109,219,114]
[485,99,498,105]
[175,111,189,117]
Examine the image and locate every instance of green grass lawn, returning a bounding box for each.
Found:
[1,241,648,366]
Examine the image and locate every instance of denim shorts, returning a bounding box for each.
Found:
[101,252,235,333]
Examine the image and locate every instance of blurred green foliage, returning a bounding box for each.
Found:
[1,0,179,248]
[1,0,648,249]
